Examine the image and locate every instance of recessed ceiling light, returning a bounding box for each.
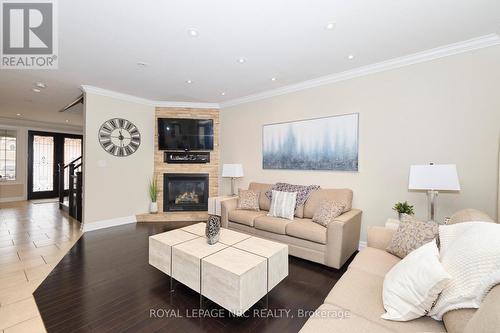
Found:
[347,55,355,60]
[186,79,193,84]
[237,58,246,64]
[221,92,226,96]
[65,119,69,123]
[35,82,46,89]
[32,88,41,93]
[16,113,22,116]
[325,22,336,30]
[137,61,148,67]
[271,77,277,81]
[188,29,199,37]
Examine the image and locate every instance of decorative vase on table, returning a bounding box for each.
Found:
[206,215,221,245]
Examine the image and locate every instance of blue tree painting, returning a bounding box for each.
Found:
[263,113,358,171]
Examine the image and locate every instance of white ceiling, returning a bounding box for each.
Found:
[1,0,500,127]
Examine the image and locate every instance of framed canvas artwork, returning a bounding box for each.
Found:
[262,113,359,171]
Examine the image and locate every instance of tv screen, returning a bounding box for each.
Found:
[158,118,214,151]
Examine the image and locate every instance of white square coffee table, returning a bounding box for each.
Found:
[172,237,227,293]
[149,229,199,275]
[233,236,289,291]
[149,223,289,315]
[202,247,267,315]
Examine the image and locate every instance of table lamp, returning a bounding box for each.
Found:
[408,163,460,222]
[222,164,244,196]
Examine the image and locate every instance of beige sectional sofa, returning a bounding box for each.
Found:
[300,209,500,333]
[221,182,362,269]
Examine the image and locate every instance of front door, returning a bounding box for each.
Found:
[28,131,82,200]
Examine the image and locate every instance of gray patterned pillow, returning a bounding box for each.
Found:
[237,189,260,211]
[312,201,345,226]
[386,215,439,258]
[265,183,320,208]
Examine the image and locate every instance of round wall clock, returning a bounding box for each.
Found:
[98,118,141,157]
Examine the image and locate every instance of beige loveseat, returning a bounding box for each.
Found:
[300,209,500,333]
[221,182,362,269]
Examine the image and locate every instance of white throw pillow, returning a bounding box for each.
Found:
[268,190,297,220]
[428,221,500,320]
[381,240,451,321]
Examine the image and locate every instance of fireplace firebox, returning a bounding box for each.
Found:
[164,173,209,212]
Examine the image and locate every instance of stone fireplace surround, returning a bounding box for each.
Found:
[136,107,219,223]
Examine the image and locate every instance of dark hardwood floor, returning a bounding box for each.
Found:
[34,222,354,333]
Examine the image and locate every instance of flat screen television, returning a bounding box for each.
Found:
[158,118,214,151]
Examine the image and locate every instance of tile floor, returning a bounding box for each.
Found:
[0,201,82,333]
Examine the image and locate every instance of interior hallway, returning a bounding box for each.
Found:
[0,201,82,332]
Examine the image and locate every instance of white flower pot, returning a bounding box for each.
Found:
[150,202,158,214]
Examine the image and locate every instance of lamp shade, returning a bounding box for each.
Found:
[408,164,460,191]
[222,164,244,178]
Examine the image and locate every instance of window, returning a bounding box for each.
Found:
[0,130,17,181]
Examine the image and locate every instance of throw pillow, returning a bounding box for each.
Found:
[428,222,500,320]
[268,190,297,220]
[386,215,438,258]
[265,183,320,208]
[381,240,451,321]
[312,201,345,226]
[237,189,260,211]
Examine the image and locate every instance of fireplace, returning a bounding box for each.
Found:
[163,173,209,212]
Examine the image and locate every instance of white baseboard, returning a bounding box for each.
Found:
[358,241,367,251]
[82,215,137,232]
[0,196,25,203]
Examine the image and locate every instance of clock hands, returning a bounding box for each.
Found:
[110,134,131,140]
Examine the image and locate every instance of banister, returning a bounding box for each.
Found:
[63,156,82,169]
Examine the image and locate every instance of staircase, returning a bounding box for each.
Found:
[58,156,83,221]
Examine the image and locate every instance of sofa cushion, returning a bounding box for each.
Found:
[324,268,446,332]
[299,303,393,333]
[286,219,327,244]
[303,189,353,219]
[464,284,500,333]
[237,189,260,211]
[312,200,345,226]
[228,209,266,227]
[386,215,438,259]
[248,182,272,211]
[268,190,297,220]
[448,208,494,225]
[443,309,476,333]
[349,247,400,277]
[254,215,293,234]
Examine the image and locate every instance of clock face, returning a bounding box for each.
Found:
[98,118,141,157]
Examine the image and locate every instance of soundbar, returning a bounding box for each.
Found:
[164,151,210,164]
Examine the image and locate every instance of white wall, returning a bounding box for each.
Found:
[83,93,154,228]
[220,45,500,241]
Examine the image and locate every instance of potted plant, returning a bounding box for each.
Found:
[149,175,159,214]
[393,201,415,220]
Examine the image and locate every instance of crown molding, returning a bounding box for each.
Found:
[80,85,220,109]
[0,117,83,133]
[220,33,500,108]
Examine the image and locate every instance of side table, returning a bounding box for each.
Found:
[208,196,234,216]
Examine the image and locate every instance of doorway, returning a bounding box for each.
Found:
[28,131,83,200]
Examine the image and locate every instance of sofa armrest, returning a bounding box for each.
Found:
[325,208,362,269]
[367,226,396,250]
[221,197,238,228]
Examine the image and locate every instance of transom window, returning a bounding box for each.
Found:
[0,129,17,181]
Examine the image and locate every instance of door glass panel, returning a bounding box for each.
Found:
[64,138,82,190]
[33,135,54,192]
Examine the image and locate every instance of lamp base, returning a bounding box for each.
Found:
[230,178,237,196]
[427,190,438,222]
